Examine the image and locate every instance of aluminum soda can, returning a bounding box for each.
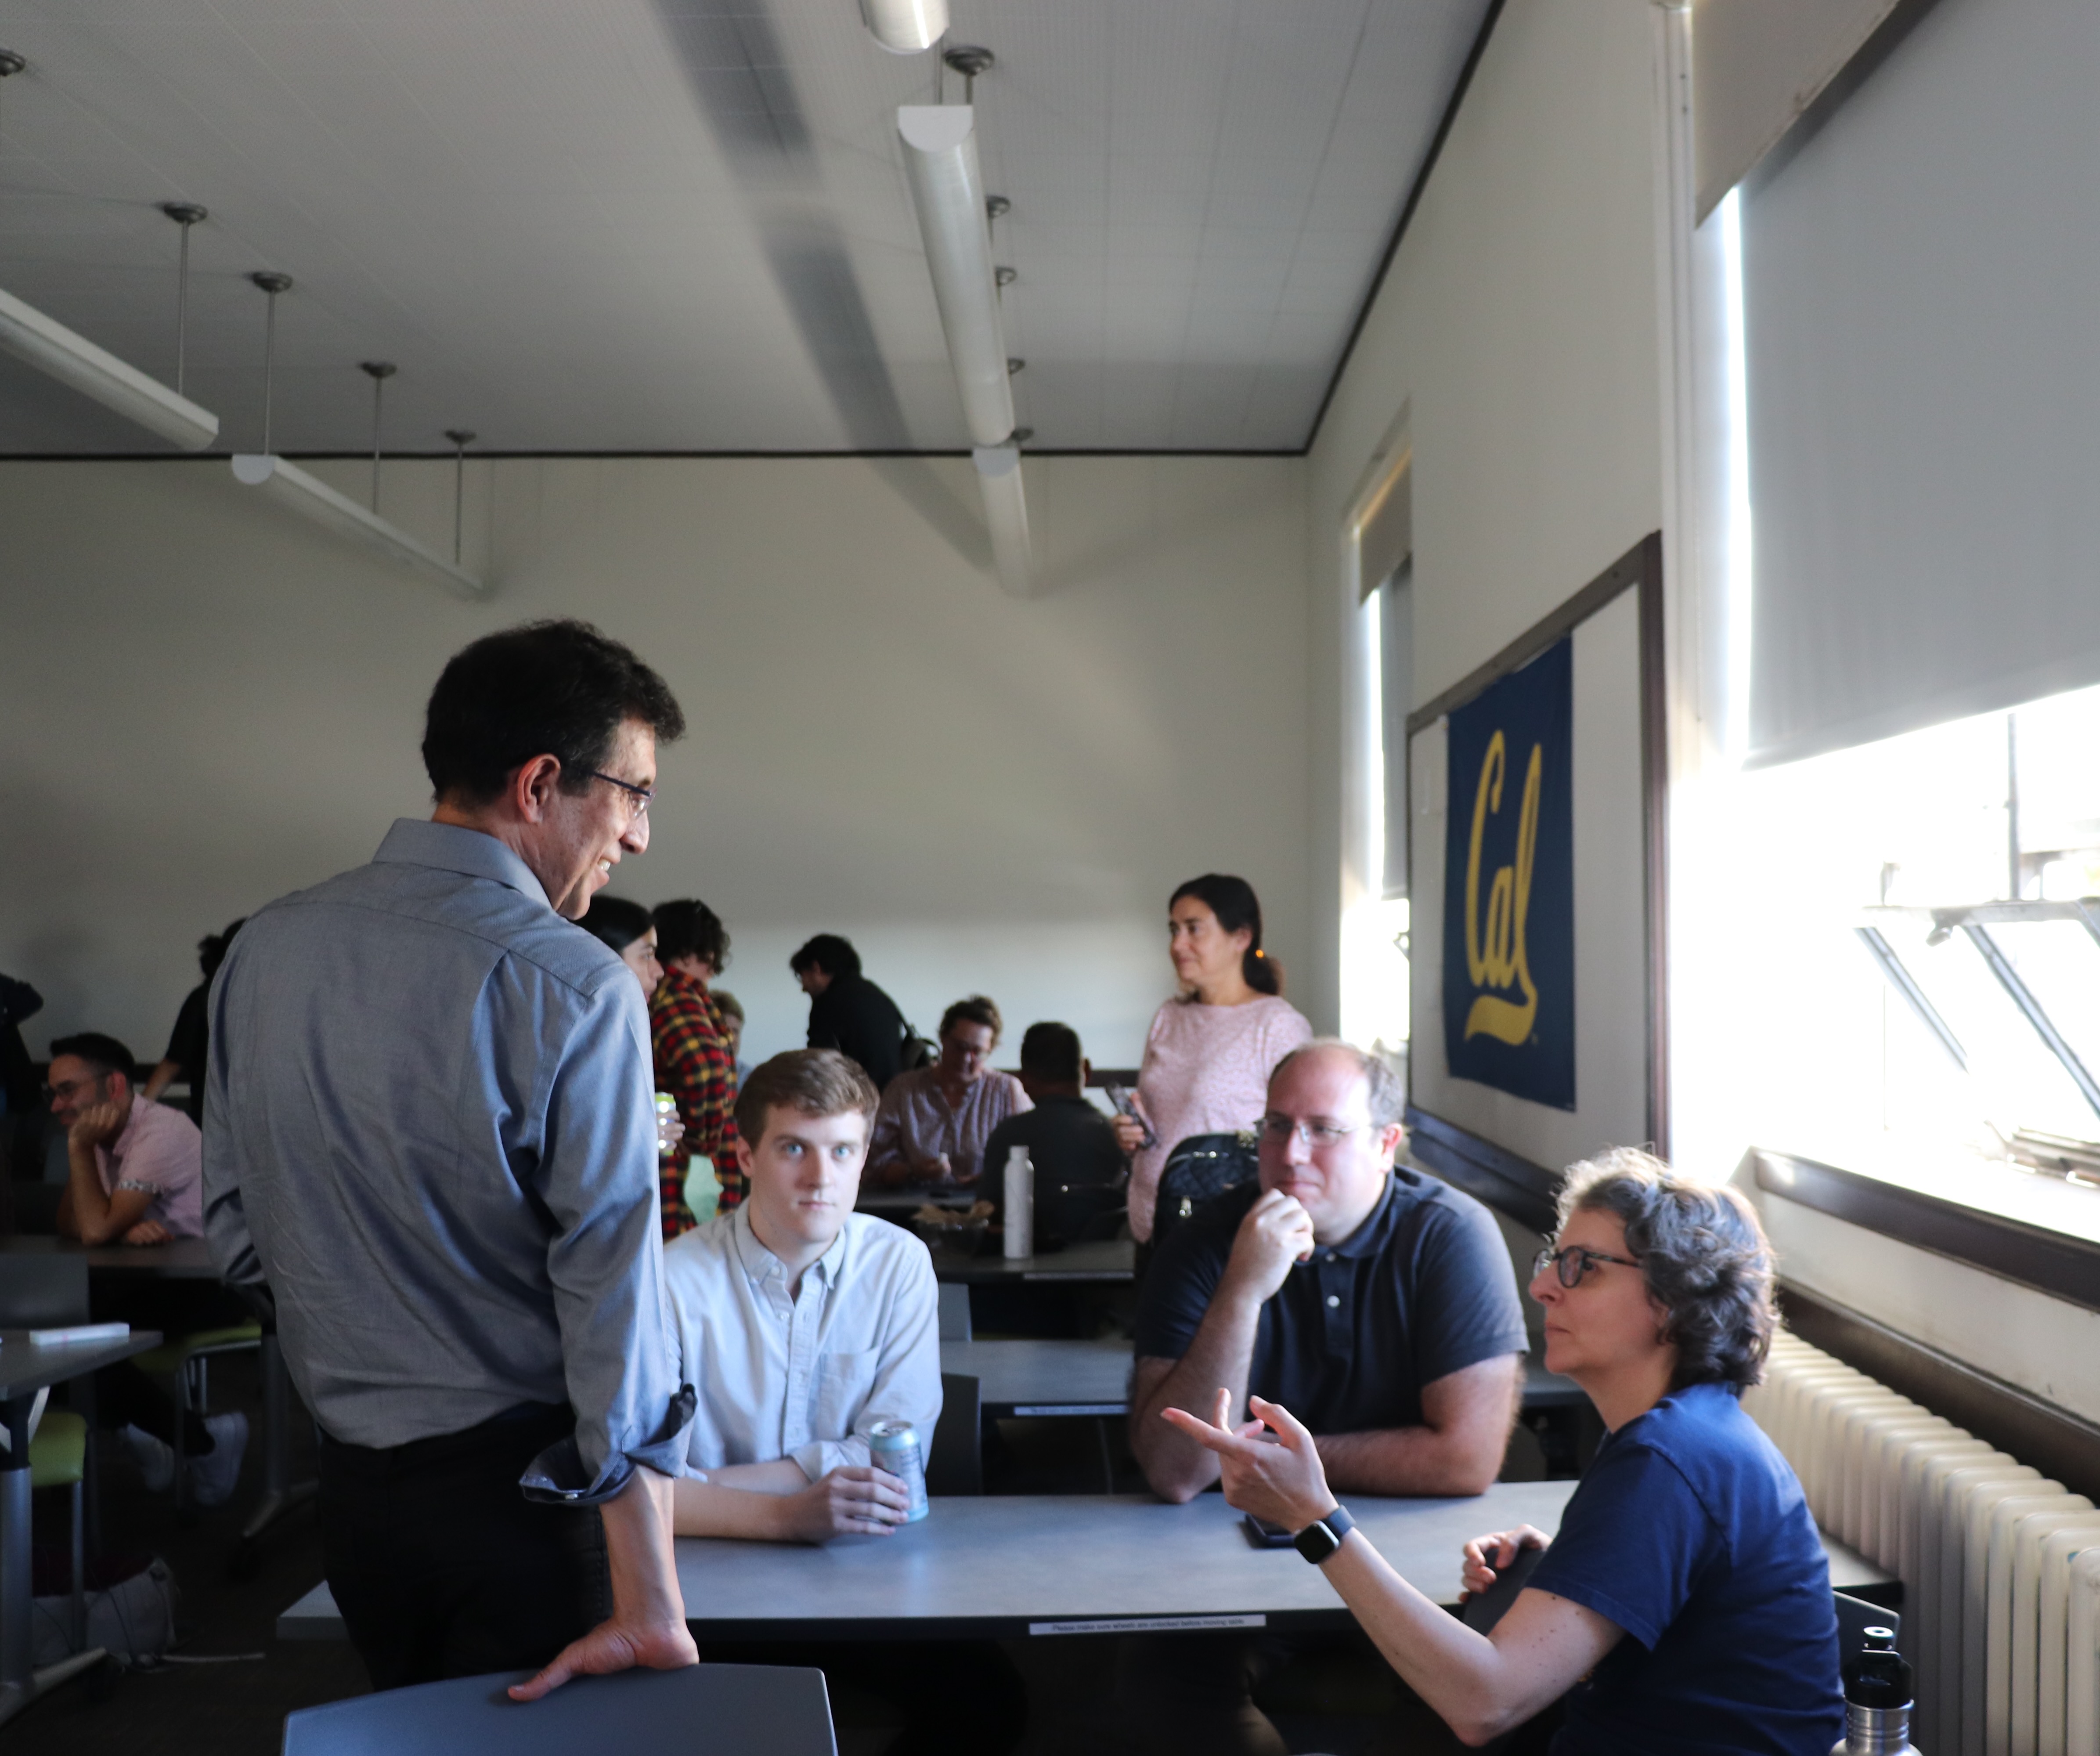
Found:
[867,1419,929,1522]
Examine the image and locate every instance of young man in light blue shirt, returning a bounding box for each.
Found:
[664,1048,1024,1753]
[665,1048,939,1541]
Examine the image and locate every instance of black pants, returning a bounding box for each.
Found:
[319,1402,609,1691]
[691,1639,1026,1756]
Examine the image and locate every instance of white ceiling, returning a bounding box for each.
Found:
[0,0,1487,455]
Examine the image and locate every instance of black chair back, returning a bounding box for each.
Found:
[927,1371,982,1496]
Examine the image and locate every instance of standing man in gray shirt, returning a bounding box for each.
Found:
[204,619,696,1699]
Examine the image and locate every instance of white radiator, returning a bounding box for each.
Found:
[1744,1334,2100,1756]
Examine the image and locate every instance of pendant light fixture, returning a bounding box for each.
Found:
[445,429,476,566]
[0,53,220,450]
[859,0,947,55]
[230,275,486,600]
[897,46,1033,596]
[360,360,395,512]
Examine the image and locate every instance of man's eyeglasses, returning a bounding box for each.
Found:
[590,771,655,821]
[41,1076,102,1104]
[1532,1244,1643,1288]
[1259,1114,1362,1149]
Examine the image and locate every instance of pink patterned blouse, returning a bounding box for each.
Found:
[1128,995,1313,1241]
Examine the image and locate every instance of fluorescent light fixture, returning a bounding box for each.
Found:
[861,0,946,54]
[231,454,487,600]
[897,105,1015,448]
[973,444,1032,597]
[0,285,219,451]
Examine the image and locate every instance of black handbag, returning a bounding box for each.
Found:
[1152,1129,1260,1251]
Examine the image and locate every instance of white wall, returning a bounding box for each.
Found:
[1304,0,1668,1117]
[0,451,1310,1073]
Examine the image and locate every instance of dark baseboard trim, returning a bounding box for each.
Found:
[1779,1284,2100,1504]
[1752,1149,2100,1314]
[1404,1107,1559,1235]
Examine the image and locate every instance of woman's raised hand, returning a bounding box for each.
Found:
[1159,1390,1336,1532]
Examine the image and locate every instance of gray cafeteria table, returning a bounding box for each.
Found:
[929,1238,1134,1284]
[0,1326,161,1723]
[0,1235,315,1561]
[278,1481,1896,1644]
[940,1339,1582,1420]
[0,1235,220,1279]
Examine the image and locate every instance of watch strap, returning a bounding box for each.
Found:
[1292,1503,1354,1564]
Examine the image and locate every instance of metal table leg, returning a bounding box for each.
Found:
[0,1391,105,1727]
[231,1331,315,1573]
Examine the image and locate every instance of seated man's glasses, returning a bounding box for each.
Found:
[1259,1114,1362,1149]
[1532,1243,1643,1288]
[41,1075,103,1103]
[590,771,655,822]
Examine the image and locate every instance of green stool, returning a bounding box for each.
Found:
[29,1410,88,1652]
[133,1323,262,1510]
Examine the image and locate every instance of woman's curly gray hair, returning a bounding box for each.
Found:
[1556,1148,1777,1393]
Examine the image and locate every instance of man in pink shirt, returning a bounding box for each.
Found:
[47,1032,245,1501]
[49,1032,204,1245]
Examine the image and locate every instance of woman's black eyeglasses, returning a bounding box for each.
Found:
[1532,1244,1642,1288]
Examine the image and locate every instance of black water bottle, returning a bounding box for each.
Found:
[1831,1627,1920,1756]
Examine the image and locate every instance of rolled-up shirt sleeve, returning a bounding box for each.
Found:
[791,1247,942,1482]
[523,976,694,1505]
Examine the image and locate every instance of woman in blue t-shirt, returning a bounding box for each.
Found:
[1163,1148,1843,1755]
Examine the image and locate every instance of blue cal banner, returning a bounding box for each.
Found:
[1441,636,1575,1109]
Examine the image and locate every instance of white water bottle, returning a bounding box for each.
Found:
[1003,1145,1033,1259]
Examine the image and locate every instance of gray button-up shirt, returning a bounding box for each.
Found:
[202,818,690,1503]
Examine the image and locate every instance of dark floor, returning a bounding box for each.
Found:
[16,1351,369,1756]
[14,1355,1484,1756]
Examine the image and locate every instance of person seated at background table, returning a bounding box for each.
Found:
[666,1048,1023,1754]
[651,898,744,1233]
[1130,1039,1527,1503]
[1164,1149,1842,1756]
[978,1021,1126,1239]
[711,986,752,1083]
[50,1032,202,1247]
[47,1031,249,1501]
[866,996,1030,1192]
[665,1048,938,1540]
[791,932,909,1091]
[141,918,244,1126]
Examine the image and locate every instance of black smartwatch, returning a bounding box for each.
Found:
[1292,1504,1355,1564]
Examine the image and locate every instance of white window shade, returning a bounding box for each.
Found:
[1741,0,2100,767]
[1691,0,1904,222]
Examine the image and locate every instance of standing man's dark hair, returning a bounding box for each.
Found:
[789,934,862,982]
[422,619,686,806]
[205,619,697,1703]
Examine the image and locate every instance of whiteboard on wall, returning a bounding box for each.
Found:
[1406,535,1666,1203]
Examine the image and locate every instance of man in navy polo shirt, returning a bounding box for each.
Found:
[1124,1040,1529,1751]
[1131,1038,1527,1502]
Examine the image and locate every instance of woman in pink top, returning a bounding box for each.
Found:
[1115,874,1313,1241]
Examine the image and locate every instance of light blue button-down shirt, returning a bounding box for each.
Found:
[665,1206,941,1482]
[202,818,690,1503]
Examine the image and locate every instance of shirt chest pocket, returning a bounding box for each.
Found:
[807,1348,880,1436]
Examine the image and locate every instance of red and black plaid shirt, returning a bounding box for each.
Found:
[649,968,743,1239]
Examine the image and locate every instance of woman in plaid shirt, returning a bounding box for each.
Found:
[649,899,743,1238]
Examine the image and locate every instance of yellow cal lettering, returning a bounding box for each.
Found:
[1462,733,1541,1045]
